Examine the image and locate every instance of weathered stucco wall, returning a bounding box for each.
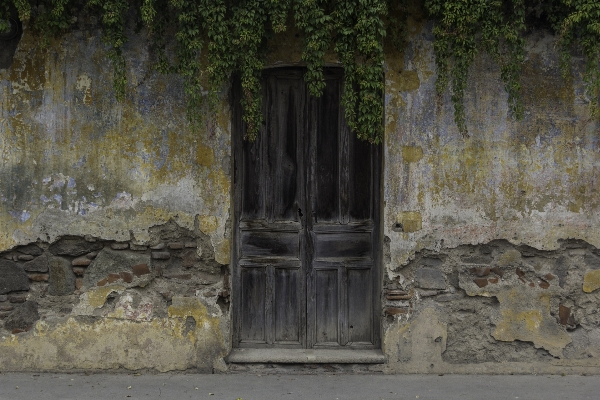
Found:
[1,12,599,374]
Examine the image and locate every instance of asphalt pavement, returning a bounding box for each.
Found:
[0,372,597,400]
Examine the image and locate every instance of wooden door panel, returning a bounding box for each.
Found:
[347,268,373,343]
[242,136,263,220]
[240,230,300,258]
[313,231,373,260]
[274,267,302,344]
[240,267,267,343]
[266,76,303,222]
[349,133,373,221]
[314,269,340,345]
[314,78,341,222]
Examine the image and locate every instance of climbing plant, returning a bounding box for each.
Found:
[0,0,598,140]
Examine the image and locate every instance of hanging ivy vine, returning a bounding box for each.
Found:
[0,0,598,140]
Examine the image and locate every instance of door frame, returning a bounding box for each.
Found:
[230,65,383,350]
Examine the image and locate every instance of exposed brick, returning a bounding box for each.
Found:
[28,274,49,282]
[8,294,27,303]
[72,257,92,266]
[387,294,412,300]
[130,244,147,251]
[543,273,555,281]
[110,243,129,250]
[17,255,34,261]
[107,273,121,283]
[559,304,571,325]
[0,304,14,312]
[529,282,535,287]
[151,252,170,260]
[97,278,107,287]
[488,277,499,284]
[86,252,98,259]
[150,243,165,250]
[490,267,504,277]
[473,278,488,288]
[184,242,197,248]
[385,307,408,315]
[132,264,150,276]
[72,267,85,276]
[539,281,550,289]
[75,278,83,290]
[120,272,133,283]
[168,242,184,249]
[516,268,525,278]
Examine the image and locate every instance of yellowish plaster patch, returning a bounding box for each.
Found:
[402,146,423,163]
[583,270,600,293]
[196,144,215,167]
[215,239,231,265]
[197,215,218,234]
[493,289,570,357]
[396,211,422,233]
[87,285,125,308]
[397,70,420,92]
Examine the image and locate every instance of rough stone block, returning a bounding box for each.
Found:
[0,260,30,294]
[22,254,49,273]
[4,301,39,331]
[17,255,34,261]
[83,248,151,287]
[415,268,446,290]
[49,237,103,256]
[48,256,76,295]
[168,242,184,249]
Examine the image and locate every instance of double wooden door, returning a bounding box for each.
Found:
[232,67,381,350]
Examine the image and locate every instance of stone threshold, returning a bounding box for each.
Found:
[226,348,386,364]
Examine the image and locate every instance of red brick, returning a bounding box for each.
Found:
[97,278,107,286]
[559,304,571,325]
[8,295,26,303]
[72,267,86,276]
[488,277,499,284]
[473,278,488,288]
[132,264,150,276]
[490,267,504,277]
[120,272,133,283]
[72,257,92,266]
[75,278,83,290]
[107,273,121,283]
[539,281,550,289]
[385,307,408,315]
[28,273,49,282]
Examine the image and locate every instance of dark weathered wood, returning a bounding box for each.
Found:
[233,67,381,351]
